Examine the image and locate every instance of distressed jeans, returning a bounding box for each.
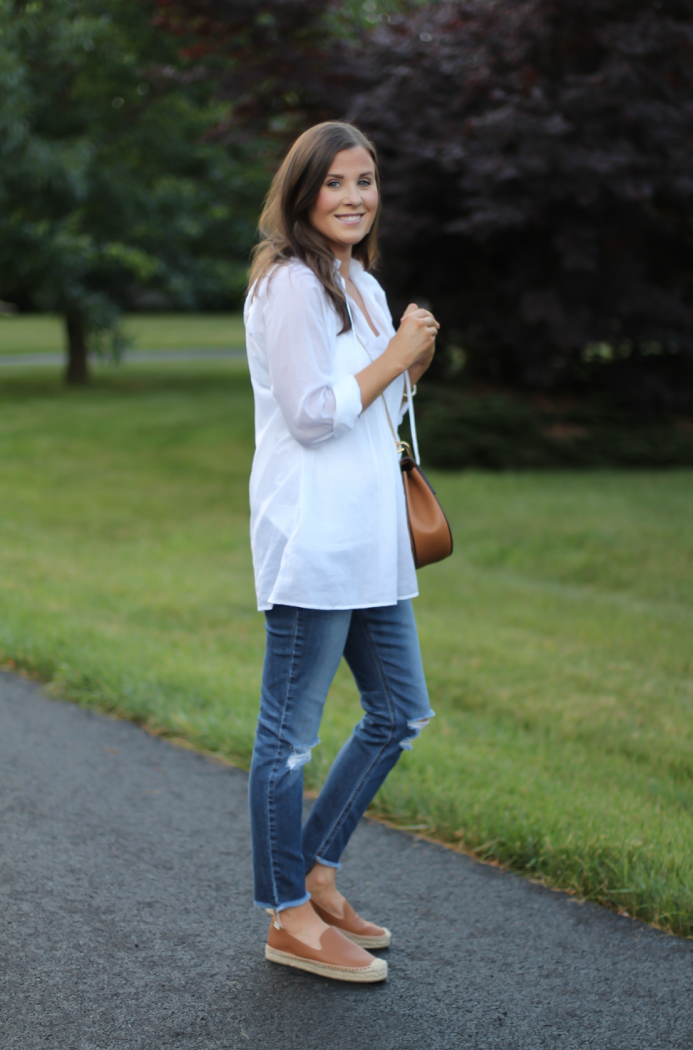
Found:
[248,599,434,911]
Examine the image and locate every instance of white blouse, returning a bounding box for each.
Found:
[244,257,418,611]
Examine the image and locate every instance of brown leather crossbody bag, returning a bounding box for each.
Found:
[354,332,453,569]
[398,446,454,569]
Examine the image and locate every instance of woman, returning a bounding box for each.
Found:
[244,121,439,983]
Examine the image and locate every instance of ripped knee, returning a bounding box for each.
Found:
[399,716,432,751]
[286,746,313,771]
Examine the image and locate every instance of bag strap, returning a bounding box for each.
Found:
[352,323,421,467]
[403,369,421,466]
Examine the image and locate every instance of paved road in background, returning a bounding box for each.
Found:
[0,348,245,367]
[1,671,692,1050]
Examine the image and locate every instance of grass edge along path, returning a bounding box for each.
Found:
[0,363,692,939]
[3,642,691,942]
[0,656,669,934]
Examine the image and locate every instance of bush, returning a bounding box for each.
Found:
[411,388,693,469]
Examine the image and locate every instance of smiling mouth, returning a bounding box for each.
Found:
[335,214,364,224]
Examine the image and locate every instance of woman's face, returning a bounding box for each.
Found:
[308,146,379,254]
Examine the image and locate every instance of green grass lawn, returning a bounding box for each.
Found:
[1,364,692,937]
[0,313,245,354]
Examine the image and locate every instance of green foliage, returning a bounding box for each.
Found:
[0,0,266,374]
[0,363,692,935]
[153,0,415,147]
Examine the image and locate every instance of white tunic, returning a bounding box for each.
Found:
[244,257,418,611]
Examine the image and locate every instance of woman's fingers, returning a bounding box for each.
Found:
[401,305,440,328]
[386,309,440,373]
[404,313,439,333]
[399,306,440,335]
[417,319,438,341]
[413,311,440,332]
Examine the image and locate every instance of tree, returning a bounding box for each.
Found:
[0,0,266,383]
[162,0,693,411]
[152,0,381,142]
[348,0,693,410]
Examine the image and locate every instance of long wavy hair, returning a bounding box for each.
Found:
[247,122,381,334]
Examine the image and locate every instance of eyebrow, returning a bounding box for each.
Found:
[325,171,374,179]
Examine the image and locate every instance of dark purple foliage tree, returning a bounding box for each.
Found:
[160,0,693,411]
[154,0,367,141]
[348,0,693,410]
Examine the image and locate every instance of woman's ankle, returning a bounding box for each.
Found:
[275,900,328,949]
[305,861,337,892]
[305,867,348,919]
[276,900,313,927]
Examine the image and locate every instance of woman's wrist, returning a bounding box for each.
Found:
[355,349,404,413]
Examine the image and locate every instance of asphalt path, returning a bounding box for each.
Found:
[0,348,245,368]
[1,670,692,1050]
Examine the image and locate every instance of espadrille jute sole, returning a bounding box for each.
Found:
[340,927,391,950]
[265,944,388,982]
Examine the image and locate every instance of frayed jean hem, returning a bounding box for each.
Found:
[253,891,311,913]
[314,855,341,871]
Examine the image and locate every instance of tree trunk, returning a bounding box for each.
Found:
[65,312,89,385]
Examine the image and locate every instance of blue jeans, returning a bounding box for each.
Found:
[249,599,434,911]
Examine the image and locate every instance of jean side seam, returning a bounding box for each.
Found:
[266,608,301,907]
[314,610,397,860]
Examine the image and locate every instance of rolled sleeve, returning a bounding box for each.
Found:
[331,374,363,437]
[258,264,364,449]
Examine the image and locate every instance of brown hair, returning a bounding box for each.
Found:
[247,121,381,334]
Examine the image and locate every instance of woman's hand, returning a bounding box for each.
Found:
[354,302,439,412]
[390,302,439,374]
[398,303,439,386]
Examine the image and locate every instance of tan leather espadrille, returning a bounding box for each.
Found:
[310,899,392,950]
[265,919,388,982]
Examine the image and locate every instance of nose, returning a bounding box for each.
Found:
[341,182,362,206]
